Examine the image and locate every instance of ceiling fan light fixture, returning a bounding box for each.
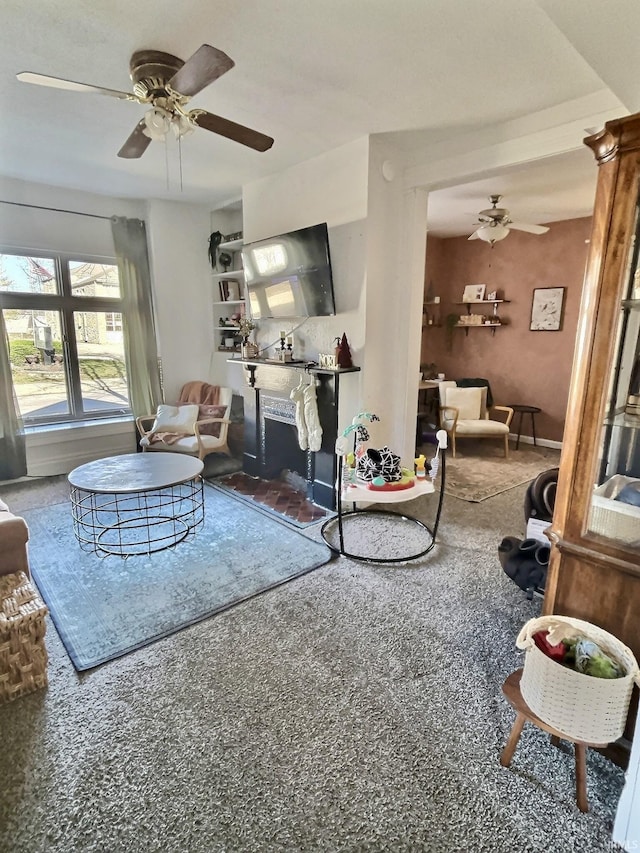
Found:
[142,106,172,140]
[476,222,510,244]
[172,112,196,139]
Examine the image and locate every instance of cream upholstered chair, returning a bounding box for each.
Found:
[136,384,233,461]
[438,381,513,458]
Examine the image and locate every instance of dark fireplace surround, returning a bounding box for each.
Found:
[241,362,358,510]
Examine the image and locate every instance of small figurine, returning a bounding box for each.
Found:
[414,454,427,479]
[337,333,353,368]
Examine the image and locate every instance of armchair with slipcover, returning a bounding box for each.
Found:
[136,381,233,461]
[438,381,513,458]
[0,498,30,578]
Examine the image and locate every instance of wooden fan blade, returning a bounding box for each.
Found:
[17,71,136,101]
[191,110,273,152]
[168,45,234,97]
[508,221,549,235]
[117,120,152,159]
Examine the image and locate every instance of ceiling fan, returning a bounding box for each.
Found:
[468,195,549,244]
[16,45,274,159]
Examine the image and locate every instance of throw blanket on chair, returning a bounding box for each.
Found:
[179,382,221,406]
[149,383,224,446]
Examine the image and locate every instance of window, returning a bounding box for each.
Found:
[0,250,131,424]
[104,312,123,332]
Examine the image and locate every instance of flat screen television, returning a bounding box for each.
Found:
[241,222,336,320]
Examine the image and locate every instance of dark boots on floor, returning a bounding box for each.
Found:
[498,536,549,599]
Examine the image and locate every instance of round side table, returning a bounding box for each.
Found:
[509,404,541,449]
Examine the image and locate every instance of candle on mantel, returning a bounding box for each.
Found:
[280,330,286,339]
[286,336,293,346]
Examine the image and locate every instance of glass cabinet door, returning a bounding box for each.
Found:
[587,198,640,549]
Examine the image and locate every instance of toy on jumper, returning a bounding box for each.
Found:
[336,413,445,492]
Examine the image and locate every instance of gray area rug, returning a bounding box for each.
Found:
[0,475,626,852]
[22,484,332,671]
[438,442,561,502]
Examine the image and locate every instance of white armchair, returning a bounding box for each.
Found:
[438,381,513,457]
[136,385,233,461]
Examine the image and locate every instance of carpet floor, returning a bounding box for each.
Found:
[0,474,627,852]
[22,484,332,671]
[429,441,561,502]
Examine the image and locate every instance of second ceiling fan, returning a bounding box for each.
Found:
[17,44,274,159]
[469,195,549,243]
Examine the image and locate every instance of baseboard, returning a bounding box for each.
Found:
[509,433,562,450]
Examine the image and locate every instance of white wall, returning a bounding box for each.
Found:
[359,140,424,459]
[144,198,214,401]
[243,137,369,241]
[240,135,428,460]
[0,176,143,255]
[241,137,369,431]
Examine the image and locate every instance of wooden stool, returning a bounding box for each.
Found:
[500,669,608,813]
[508,404,541,450]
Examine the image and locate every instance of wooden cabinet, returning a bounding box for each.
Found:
[544,113,640,760]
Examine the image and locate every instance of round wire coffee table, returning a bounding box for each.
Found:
[68,453,204,557]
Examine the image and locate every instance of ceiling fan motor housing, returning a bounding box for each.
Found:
[129,50,184,85]
[130,50,186,101]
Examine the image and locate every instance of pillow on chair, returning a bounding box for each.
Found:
[196,404,227,437]
[151,403,199,435]
[446,387,483,419]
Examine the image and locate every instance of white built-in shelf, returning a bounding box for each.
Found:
[219,238,243,252]
[212,299,245,306]
[212,269,244,281]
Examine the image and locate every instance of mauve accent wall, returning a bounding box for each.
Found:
[422,217,592,443]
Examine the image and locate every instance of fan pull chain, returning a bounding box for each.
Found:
[164,138,170,192]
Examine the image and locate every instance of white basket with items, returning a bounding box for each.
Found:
[589,474,640,546]
[516,615,640,743]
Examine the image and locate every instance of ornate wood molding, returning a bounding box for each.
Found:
[552,535,640,579]
[585,114,640,163]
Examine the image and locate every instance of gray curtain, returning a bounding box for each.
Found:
[0,310,27,480]
[111,216,163,419]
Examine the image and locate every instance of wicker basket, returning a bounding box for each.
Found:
[589,475,640,546]
[0,571,49,704]
[516,615,640,743]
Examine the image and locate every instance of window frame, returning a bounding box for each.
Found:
[0,247,131,425]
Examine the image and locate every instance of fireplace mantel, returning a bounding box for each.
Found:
[228,357,360,387]
[228,358,360,510]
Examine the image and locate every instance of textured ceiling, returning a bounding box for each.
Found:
[1,1,638,232]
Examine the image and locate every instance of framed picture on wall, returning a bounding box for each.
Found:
[530,287,565,331]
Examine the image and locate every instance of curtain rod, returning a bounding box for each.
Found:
[0,200,112,221]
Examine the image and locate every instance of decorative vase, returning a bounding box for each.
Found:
[241,339,258,359]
